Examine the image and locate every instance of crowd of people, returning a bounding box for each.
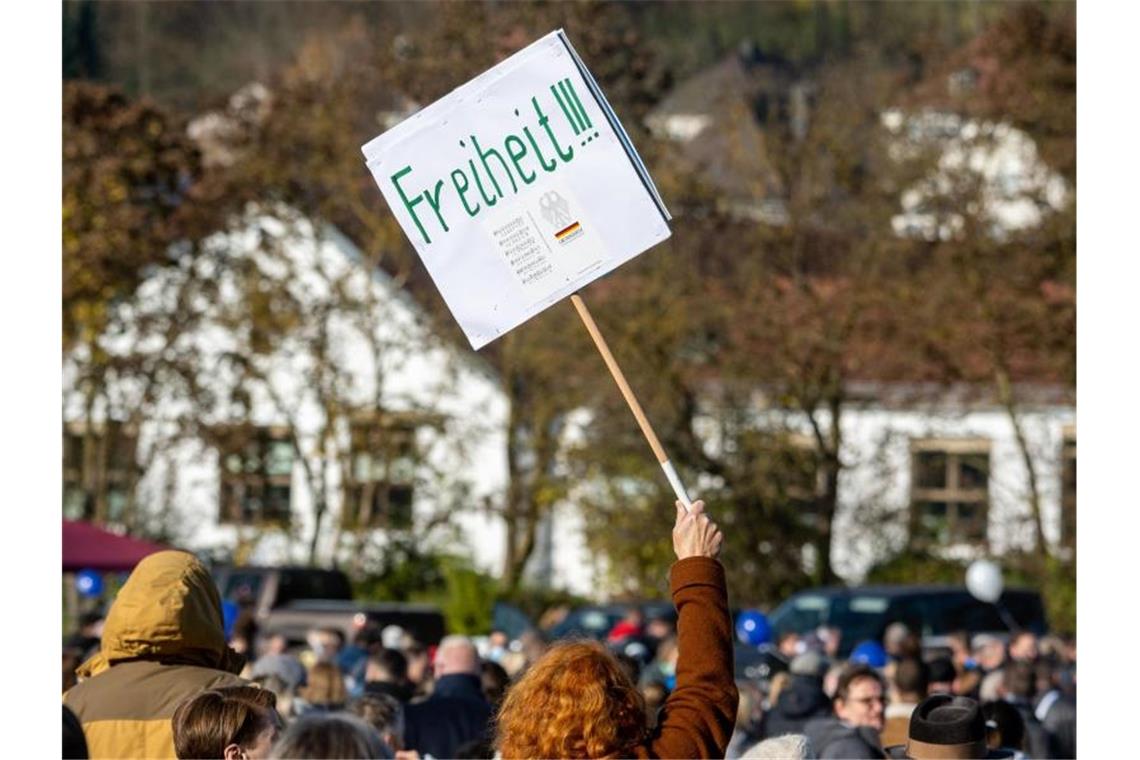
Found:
[61,499,1076,759]
[723,621,1076,759]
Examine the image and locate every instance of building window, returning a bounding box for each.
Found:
[1060,425,1075,548]
[62,422,138,524]
[214,426,294,526]
[910,439,990,547]
[343,415,417,529]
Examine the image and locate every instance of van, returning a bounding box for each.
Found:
[767,585,1047,657]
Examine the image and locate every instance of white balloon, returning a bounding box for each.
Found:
[966,559,1003,603]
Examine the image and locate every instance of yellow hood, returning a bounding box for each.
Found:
[76,550,244,679]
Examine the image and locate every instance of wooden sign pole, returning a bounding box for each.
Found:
[570,293,693,511]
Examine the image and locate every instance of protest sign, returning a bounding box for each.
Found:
[362,29,671,350]
[362,30,692,508]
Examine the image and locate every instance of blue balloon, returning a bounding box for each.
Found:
[850,639,888,668]
[735,610,772,646]
[75,569,104,598]
[222,600,239,640]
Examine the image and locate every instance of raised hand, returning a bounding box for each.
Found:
[672,499,724,560]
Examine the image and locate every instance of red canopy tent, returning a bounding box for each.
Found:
[62,520,171,573]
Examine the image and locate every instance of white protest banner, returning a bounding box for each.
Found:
[362,30,692,509]
[361,29,671,351]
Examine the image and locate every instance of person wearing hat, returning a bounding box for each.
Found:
[884,694,1013,759]
[64,551,248,758]
[851,640,890,669]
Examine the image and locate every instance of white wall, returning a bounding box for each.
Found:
[64,213,511,575]
[805,401,1074,581]
[62,213,1074,595]
[545,394,1075,598]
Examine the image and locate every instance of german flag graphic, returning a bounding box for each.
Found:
[555,221,581,240]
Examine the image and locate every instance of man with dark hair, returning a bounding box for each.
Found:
[880,658,929,748]
[927,657,956,695]
[805,664,888,759]
[363,648,413,703]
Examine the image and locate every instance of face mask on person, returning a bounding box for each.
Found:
[307,635,332,662]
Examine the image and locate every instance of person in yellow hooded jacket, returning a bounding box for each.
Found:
[65,550,248,759]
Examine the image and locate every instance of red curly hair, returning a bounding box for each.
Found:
[496,640,649,759]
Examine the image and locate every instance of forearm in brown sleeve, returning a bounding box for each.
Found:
[647,557,739,759]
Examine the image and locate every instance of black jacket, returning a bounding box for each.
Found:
[761,675,833,739]
[804,716,886,760]
[363,679,414,703]
[403,674,492,759]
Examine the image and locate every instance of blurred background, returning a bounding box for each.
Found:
[61,0,1075,644]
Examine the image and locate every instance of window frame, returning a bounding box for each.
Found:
[909,438,992,548]
[341,411,425,530]
[213,424,295,527]
[62,421,139,525]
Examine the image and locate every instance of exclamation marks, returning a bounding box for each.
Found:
[550,81,579,136]
[550,78,601,147]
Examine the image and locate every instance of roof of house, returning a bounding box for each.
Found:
[646,52,794,211]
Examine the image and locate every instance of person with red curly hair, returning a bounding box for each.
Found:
[497,499,738,758]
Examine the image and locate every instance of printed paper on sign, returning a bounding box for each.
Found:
[362,29,670,349]
[482,180,606,308]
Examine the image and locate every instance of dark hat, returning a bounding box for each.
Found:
[885,694,1013,759]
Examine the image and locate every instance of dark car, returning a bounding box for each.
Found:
[768,585,1048,657]
[213,565,353,617]
[547,601,677,641]
[211,565,446,646]
[266,599,447,647]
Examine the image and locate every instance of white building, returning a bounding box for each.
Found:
[742,384,1075,582]
[63,211,513,578]
[61,214,1074,592]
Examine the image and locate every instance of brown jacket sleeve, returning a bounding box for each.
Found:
[643,557,738,759]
